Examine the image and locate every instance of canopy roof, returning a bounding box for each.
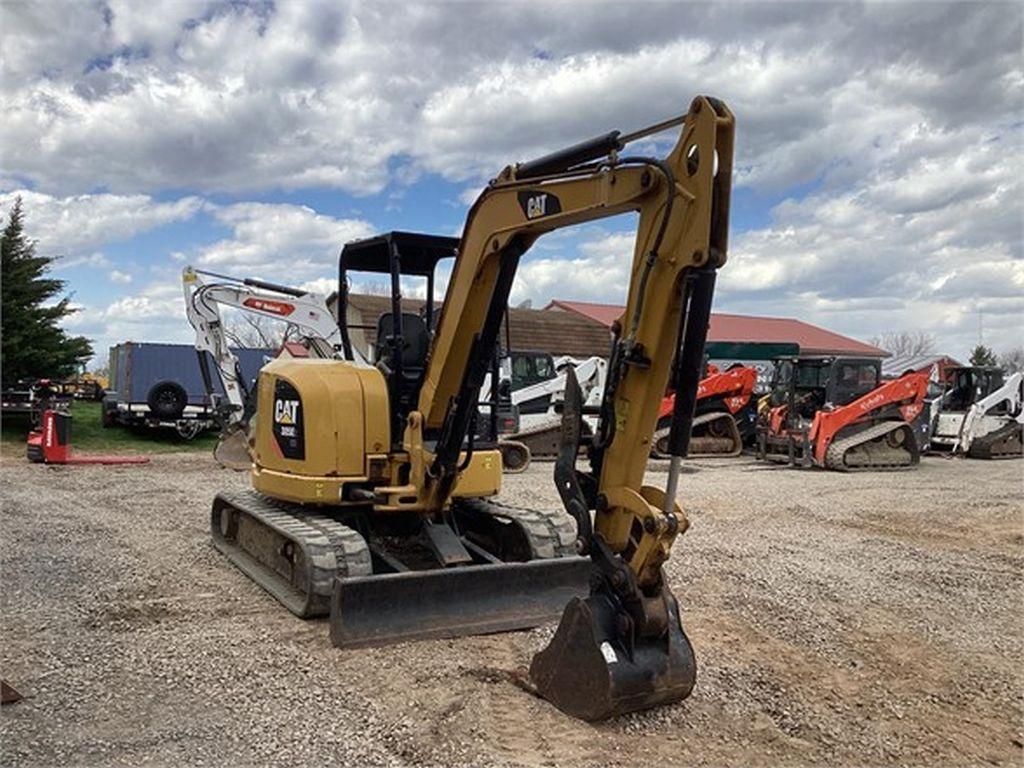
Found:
[339,231,459,276]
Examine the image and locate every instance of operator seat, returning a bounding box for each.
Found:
[376,312,431,408]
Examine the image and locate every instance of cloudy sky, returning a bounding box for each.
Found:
[1,0,1021,364]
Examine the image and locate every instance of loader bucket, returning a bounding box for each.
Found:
[213,427,252,471]
[529,590,696,721]
[329,557,591,649]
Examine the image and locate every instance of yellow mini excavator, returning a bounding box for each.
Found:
[210,95,734,721]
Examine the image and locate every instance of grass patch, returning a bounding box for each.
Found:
[1,400,219,455]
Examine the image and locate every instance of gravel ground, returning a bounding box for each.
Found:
[1,451,1022,766]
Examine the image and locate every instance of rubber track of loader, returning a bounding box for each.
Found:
[213,490,372,618]
[968,420,1024,459]
[455,498,578,559]
[824,421,916,472]
[652,411,741,459]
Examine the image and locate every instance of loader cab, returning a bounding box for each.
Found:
[507,350,557,391]
[944,366,1006,412]
[769,356,881,424]
[337,232,459,445]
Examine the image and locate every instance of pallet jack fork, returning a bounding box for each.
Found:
[27,409,149,466]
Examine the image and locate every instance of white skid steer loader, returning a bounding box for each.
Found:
[932,367,1023,459]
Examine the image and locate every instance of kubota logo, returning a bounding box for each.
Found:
[243,297,295,316]
[859,392,885,411]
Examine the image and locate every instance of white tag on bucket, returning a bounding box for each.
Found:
[599,641,618,664]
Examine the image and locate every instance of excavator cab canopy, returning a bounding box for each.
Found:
[337,231,460,443]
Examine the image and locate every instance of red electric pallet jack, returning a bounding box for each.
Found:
[27,409,149,466]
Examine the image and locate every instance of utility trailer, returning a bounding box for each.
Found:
[103,342,271,438]
[1,379,73,427]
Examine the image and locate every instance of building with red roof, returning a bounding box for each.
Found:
[544,300,887,358]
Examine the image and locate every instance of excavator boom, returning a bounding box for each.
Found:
[402,95,735,720]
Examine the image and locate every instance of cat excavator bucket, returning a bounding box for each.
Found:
[530,587,696,721]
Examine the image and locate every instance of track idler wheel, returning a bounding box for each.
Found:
[529,587,696,721]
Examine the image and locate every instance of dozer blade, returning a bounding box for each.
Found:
[329,557,591,649]
[530,589,696,721]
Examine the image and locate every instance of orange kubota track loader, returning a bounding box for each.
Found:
[652,363,757,457]
[757,356,929,471]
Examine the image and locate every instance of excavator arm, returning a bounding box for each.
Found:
[182,266,351,467]
[407,96,735,720]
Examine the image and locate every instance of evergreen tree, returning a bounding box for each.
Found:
[1,197,93,385]
[968,344,998,367]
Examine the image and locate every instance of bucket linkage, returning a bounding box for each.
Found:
[529,368,696,721]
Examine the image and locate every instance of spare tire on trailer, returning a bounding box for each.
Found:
[147,381,188,420]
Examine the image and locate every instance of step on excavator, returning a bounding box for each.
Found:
[931,367,1023,459]
[652,363,757,458]
[756,356,929,471]
[207,95,735,721]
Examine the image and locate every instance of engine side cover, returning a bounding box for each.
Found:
[251,359,389,501]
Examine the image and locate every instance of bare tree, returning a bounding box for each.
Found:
[357,279,391,296]
[999,347,1024,374]
[223,313,290,350]
[868,331,937,357]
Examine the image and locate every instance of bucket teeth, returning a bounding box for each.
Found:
[530,589,696,721]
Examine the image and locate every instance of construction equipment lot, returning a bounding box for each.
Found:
[1,454,1021,766]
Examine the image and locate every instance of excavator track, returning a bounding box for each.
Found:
[825,420,919,472]
[213,490,590,647]
[968,420,1023,459]
[211,490,372,618]
[652,411,742,459]
[455,497,579,558]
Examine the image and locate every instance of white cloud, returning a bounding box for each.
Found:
[0,190,201,254]
[297,277,336,297]
[55,252,111,270]
[511,230,637,307]
[2,2,1017,363]
[196,201,374,279]
[1,4,1018,197]
[110,269,133,284]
